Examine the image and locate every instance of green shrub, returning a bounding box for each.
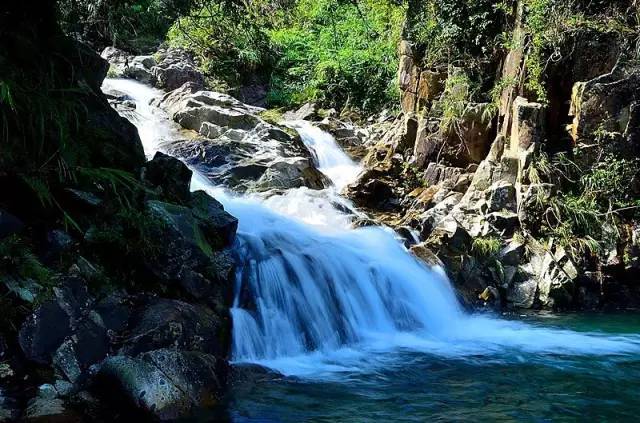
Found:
[167,0,404,113]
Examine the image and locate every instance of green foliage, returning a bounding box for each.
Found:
[522,0,638,102]
[167,1,272,88]
[59,0,193,51]
[533,152,640,257]
[267,0,405,112]
[438,70,472,135]
[472,236,502,258]
[407,0,510,67]
[167,0,405,112]
[259,109,285,125]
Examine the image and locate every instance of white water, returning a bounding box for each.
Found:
[103,78,640,379]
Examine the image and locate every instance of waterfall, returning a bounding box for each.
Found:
[103,78,640,379]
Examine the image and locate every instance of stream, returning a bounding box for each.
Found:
[104,78,640,422]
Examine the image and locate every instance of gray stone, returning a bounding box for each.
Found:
[97,349,225,421]
[507,278,537,308]
[488,181,517,212]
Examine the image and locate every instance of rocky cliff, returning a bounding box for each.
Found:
[347,0,640,311]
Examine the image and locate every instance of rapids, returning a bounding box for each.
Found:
[103,77,640,393]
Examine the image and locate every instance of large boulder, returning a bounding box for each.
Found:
[143,152,193,204]
[155,85,328,193]
[120,299,228,357]
[19,278,110,382]
[97,349,226,421]
[152,48,205,91]
[145,200,236,304]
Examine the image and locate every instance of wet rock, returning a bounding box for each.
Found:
[120,299,226,357]
[152,48,205,91]
[144,152,193,204]
[507,277,537,309]
[97,349,225,421]
[410,243,443,268]
[345,170,395,210]
[0,209,24,239]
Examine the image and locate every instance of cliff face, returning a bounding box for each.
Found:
[348,0,640,311]
[0,2,237,420]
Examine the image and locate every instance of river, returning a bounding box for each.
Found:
[103,78,640,422]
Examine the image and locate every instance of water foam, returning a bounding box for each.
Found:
[104,78,640,379]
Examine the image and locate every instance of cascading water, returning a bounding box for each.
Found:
[103,79,640,383]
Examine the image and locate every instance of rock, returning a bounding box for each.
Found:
[121,56,156,84]
[413,118,442,168]
[144,152,193,204]
[499,241,525,266]
[154,85,325,193]
[97,349,225,421]
[53,314,109,383]
[570,64,640,150]
[417,70,446,107]
[398,114,419,151]
[54,380,75,397]
[24,384,81,422]
[487,181,517,212]
[101,46,128,64]
[486,211,519,236]
[456,103,493,163]
[518,183,554,234]
[426,217,473,255]
[120,299,227,357]
[283,102,318,121]
[345,170,395,210]
[94,292,132,334]
[510,97,546,152]
[410,243,444,268]
[45,230,74,256]
[478,286,500,304]
[189,190,238,249]
[152,48,205,90]
[64,188,103,209]
[19,300,72,364]
[507,277,538,308]
[0,209,24,239]
[143,200,236,303]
